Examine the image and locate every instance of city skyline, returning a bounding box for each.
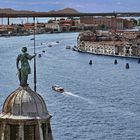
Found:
[0,0,140,13]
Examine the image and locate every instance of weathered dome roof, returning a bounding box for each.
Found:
[0,86,51,120]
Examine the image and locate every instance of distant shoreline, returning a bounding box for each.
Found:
[0,31,80,38]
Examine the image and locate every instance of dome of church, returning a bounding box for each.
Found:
[1,86,51,120]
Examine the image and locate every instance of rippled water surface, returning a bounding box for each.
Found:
[0,33,140,140]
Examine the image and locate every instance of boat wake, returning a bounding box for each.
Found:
[41,41,59,46]
[64,91,93,104]
[63,92,138,117]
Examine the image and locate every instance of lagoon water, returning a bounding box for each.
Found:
[0,33,140,140]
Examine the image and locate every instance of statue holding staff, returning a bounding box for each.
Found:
[16,47,36,86]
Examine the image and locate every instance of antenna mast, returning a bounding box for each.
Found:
[33,17,37,92]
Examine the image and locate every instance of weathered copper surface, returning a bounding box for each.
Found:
[16,47,35,87]
[0,86,51,120]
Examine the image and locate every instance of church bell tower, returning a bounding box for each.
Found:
[0,47,53,140]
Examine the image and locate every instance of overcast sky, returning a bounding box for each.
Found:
[0,0,140,13]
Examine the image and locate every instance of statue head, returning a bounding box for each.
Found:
[21,47,27,53]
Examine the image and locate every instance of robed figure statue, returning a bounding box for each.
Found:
[16,47,36,86]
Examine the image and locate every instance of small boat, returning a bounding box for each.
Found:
[30,38,35,40]
[72,47,78,51]
[66,46,71,49]
[48,44,52,47]
[52,85,64,93]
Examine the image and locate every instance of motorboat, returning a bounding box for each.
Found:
[52,85,64,93]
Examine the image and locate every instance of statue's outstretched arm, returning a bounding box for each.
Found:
[27,53,36,60]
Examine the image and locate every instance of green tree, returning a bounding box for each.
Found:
[48,19,53,23]
[130,18,138,26]
[98,24,106,30]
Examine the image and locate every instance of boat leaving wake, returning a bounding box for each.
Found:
[64,91,93,104]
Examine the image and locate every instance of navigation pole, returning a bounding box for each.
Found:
[33,17,37,92]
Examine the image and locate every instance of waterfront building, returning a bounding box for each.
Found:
[77,30,140,58]
[23,23,34,34]
[45,21,61,32]
[80,17,135,30]
[59,19,72,32]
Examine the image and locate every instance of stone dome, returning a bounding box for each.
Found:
[0,86,51,120]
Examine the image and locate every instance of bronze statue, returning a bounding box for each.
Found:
[16,47,36,86]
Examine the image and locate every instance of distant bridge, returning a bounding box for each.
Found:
[0,12,140,18]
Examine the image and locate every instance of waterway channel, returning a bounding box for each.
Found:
[0,32,140,140]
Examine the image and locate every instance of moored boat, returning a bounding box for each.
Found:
[30,38,34,40]
[48,44,52,47]
[66,45,71,49]
[72,46,78,51]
